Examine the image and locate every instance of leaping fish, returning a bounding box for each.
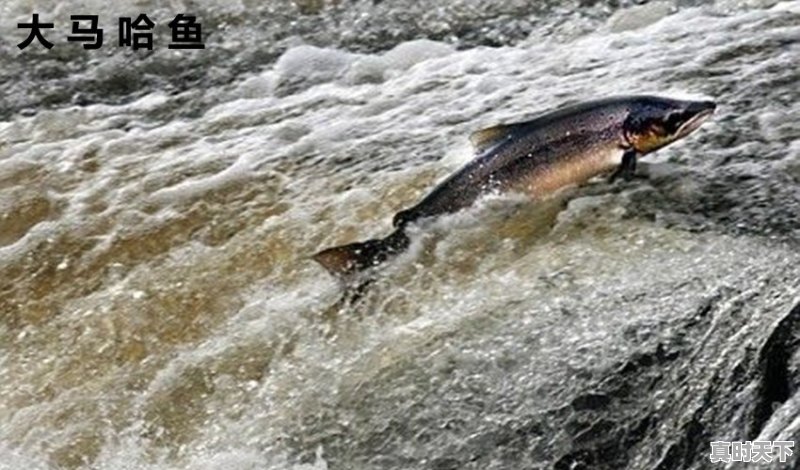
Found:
[313,95,716,281]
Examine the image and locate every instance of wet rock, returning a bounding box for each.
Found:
[747,302,800,440]
[571,392,612,411]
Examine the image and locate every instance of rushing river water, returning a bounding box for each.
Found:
[1,0,799,469]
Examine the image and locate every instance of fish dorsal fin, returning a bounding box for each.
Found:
[469,124,517,153]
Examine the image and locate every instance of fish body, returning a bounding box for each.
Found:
[314,95,716,280]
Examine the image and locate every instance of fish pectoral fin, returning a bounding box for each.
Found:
[469,124,516,154]
[608,149,638,183]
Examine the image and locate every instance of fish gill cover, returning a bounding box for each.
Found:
[0,0,798,469]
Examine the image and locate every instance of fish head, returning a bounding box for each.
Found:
[623,97,716,154]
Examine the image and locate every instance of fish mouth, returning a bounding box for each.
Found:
[676,102,716,138]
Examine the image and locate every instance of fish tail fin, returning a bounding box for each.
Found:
[312,229,410,280]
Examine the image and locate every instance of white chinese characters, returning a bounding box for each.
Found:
[709,440,794,464]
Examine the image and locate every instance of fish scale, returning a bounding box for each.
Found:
[313,95,716,285]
